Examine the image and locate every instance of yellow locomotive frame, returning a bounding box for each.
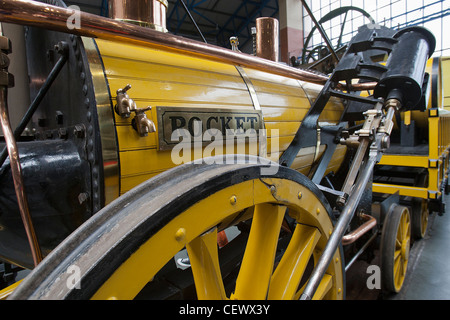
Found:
[373,57,450,212]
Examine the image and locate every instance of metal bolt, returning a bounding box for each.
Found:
[175,228,186,242]
[78,192,90,205]
[73,124,85,138]
[58,127,68,140]
[270,185,276,195]
[230,195,237,205]
[55,111,64,125]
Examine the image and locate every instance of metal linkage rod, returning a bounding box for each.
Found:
[0,44,68,168]
[179,0,207,44]
[300,151,378,300]
[300,100,396,300]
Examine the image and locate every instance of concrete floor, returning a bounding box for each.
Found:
[346,194,450,300]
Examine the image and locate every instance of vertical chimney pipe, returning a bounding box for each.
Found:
[256,17,280,62]
[108,0,168,32]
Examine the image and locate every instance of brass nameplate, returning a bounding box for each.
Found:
[157,107,264,151]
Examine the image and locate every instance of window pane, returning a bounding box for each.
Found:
[302,0,448,57]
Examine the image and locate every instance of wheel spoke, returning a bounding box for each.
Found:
[394,252,401,286]
[186,228,227,300]
[293,273,333,300]
[406,221,411,240]
[394,249,401,260]
[233,204,285,300]
[268,224,321,300]
[402,212,408,239]
[312,274,333,300]
[398,219,405,242]
[396,238,402,249]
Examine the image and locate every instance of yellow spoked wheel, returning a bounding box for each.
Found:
[380,204,411,293]
[9,156,344,300]
[411,198,429,239]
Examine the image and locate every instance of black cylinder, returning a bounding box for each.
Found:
[374,27,435,109]
[0,140,91,268]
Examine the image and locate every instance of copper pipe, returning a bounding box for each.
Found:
[108,0,168,31]
[342,213,377,246]
[256,17,279,62]
[0,88,42,267]
[0,0,329,85]
[348,82,378,92]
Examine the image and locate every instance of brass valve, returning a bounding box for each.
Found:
[115,84,156,137]
[132,106,156,137]
[115,84,134,118]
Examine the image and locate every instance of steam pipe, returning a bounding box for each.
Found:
[342,213,377,246]
[0,88,42,267]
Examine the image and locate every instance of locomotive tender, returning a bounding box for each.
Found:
[0,0,446,300]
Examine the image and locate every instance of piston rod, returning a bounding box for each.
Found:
[300,100,395,300]
[300,150,378,300]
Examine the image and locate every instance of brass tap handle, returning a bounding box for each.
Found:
[131,106,156,137]
[114,84,135,118]
[115,84,156,137]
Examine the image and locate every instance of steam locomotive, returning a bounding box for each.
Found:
[0,0,446,300]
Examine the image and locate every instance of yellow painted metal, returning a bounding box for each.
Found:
[267,224,321,300]
[404,111,411,126]
[393,206,411,292]
[311,274,333,300]
[186,228,227,300]
[372,183,428,199]
[233,203,285,299]
[0,280,22,300]
[91,177,344,300]
[375,57,450,200]
[93,39,345,196]
[377,155,429,168]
